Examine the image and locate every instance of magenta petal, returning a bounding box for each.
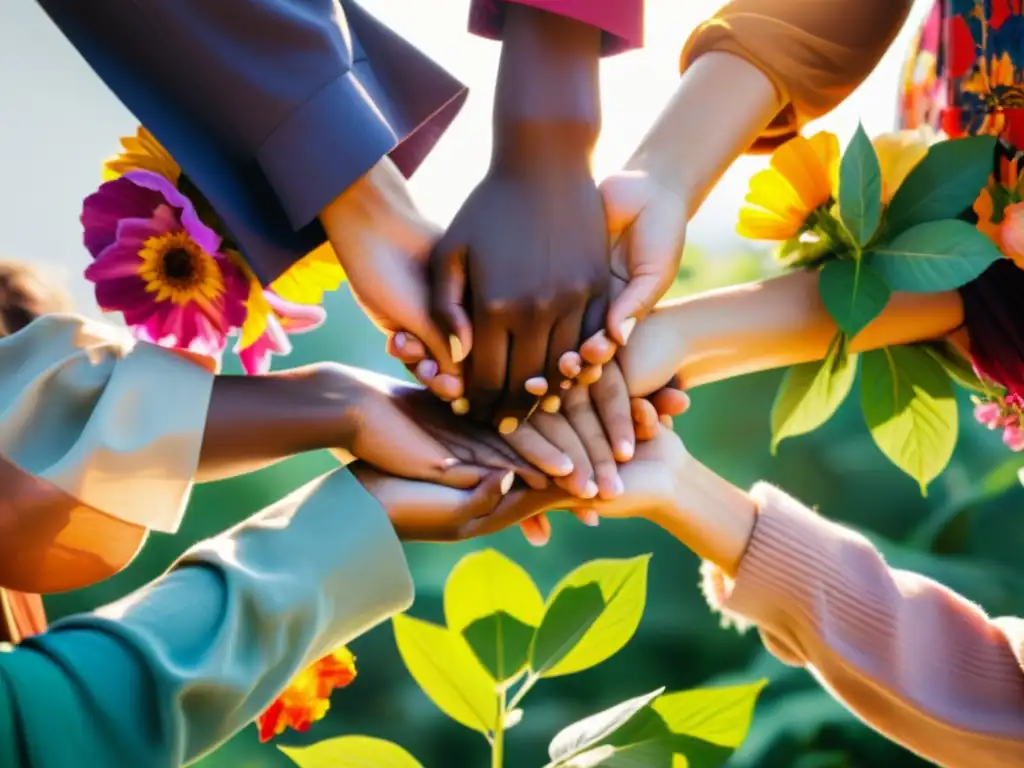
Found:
[81,176,165,257]
[123,170,221,255]
[236,315,291,375]
[265,291,326,334]
[93,273,150,313]
[85,242,146,283]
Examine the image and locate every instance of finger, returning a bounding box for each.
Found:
[428,241,473,364]
[448,469,517,538]
[531,412,598,499]
[519,514,552,547]
[578,330,618,368]
[576,364,603,388]
[546,304,585,388]
[649,387,690,417]
[563,388,622,500]
[660,414,674,428]
[572,509,600,527]
[444,428,551,491]
[525,377,548,397]
[558,352,582,380]
[631,398,660,442]
[408,359,462,402]
[591,363,635,462]
[501,314,556,427]
[388,332,428,365]
[464,316,510,426]
[501,421,575,479]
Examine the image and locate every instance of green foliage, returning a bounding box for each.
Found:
[770,334,857,452]
[531,556,649,678]
[818,260,890,338]
[445,549,545,683]
[547,681,768,767]
[282,737,424,768]
[866,220,1002,292]
[837,123,882,246]
[883,135,997,235]
[860,346,958,494]
[392,614,498,734]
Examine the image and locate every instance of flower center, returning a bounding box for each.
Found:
[138,231,225,306]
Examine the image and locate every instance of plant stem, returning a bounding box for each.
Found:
[492,688,506,768]
[507,672,539,712]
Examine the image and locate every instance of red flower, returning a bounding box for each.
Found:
[961,260,1024,398]
[947,14,978,80]
[990,0,1022,31]
[256,648,357,742]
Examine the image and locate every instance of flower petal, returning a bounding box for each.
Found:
[81,177,165,257]
[123,170,222,255]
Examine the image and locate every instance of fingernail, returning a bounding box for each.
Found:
[450,334,466,364]
[619,316,637,344]
[498,417,518,435]
[579,509,600,527]
[541,395,561,413]
[610,474,625,497]
[525,377,548,396]
[394,332,407,349]
[554,455,574,476]
[583,479,599,499]
[500,470,515,495]
[451,397,470,415]
[560,380,572,390]
[616,440,635,462]
[524,527,548,547]
[416,359,439,380]
[441,457,459,468]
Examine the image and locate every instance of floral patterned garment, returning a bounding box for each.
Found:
[900,0,1024,401]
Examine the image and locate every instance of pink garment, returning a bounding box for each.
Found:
[702,483,1024,767]
[468,0,643,55]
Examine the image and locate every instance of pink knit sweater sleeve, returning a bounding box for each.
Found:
[468,0,643,55]
[702,483,1024,767]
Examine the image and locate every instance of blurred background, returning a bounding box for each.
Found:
[4,1,1024,766]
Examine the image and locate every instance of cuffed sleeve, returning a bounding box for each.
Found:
[701,482,1024,767]
[37,0,467,284]
[469,0,643,55]
[680,0,914,152]
[0,467,412,767]
[0,314,213,533]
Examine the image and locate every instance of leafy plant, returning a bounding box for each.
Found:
[768,125,1001,493]
[282,550,766,768]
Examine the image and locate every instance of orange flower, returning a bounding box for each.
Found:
[257,648,357,742]
[974,155,1024,269]
[737,132,840,241]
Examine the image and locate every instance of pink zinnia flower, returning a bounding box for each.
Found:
[974,401,1003,428]
[235,291,325,375]
[81,170,249,356]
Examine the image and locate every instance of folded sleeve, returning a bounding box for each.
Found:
[0,314,213,533]
[680,0,914,152]
[36,0,468,285]
[701,483,1024,767]
[469,0,643,55]
[0,467,413,767]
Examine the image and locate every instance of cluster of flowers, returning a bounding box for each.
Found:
[82,128,345,373]
[736,125,1024,463]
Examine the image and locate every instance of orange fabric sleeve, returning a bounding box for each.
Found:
[680,0,915,152]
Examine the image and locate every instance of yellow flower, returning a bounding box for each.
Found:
[270,240,346,306]
[737,132,840,241]
[102,127,180,183]
[871,127,934,203]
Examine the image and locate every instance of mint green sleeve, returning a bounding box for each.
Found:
[0,468,413,767]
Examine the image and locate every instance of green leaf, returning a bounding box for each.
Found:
[549,688,665,763]
[920,341,989,394]
[838,123,882,246]
[818,260,891,338]
[770,335,857,451]
[280,736,424,768]
[551,681,768,768]
[530,556,649,678]
[392,615,497,733]
[884,135,997,234]
[860,346,958,494]
[444,549,544,682]
[866,220,1002,292]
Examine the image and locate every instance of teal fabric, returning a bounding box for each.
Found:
[0,468,412,767]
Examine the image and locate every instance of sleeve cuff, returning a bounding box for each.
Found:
[175,467,414,659]
[469,0,643,55]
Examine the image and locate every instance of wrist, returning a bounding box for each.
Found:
[492,5,601,166]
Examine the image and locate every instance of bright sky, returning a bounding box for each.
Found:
[0,0,930,311]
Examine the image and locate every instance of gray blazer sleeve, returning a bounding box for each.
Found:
[0,468,413,767]
[36,0,468,284]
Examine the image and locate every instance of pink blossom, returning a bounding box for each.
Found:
[974,402,1003,428]
[1003,425,1024,452]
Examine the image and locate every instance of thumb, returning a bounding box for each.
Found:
[606,266,674,346]
[428,241,473,368]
